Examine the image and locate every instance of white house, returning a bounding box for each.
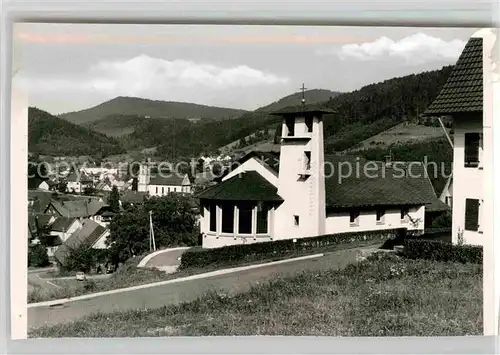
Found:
[137,163,192,196]
[54,219,110,265]
[148,174,192,196]
[425,29,497,337]
[65,171,93,194]
[425,34,487,247]
[196,102,443,249]
[48,216,82,243]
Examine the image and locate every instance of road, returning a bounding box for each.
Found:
[28,247,371,329]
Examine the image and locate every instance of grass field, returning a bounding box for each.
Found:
[347,123,450,152]
[29,253,482,337]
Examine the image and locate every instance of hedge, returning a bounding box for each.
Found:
[180,228,406,269]
[403,239,482,264]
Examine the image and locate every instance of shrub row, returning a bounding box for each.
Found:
[403,239,482,264]
[180,228,406,269]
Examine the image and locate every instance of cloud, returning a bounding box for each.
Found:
[327,33,466,65]
[15,54,289,99]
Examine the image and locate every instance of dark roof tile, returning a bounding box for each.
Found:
[196,171,283,202]
[425,37,483,116]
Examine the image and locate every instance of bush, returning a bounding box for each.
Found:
[180,228,406,269]
[28,244,50,267]
[59,246,108,273]
[430,211,452,228]
[403,239,482,264]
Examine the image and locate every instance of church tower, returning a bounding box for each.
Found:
[271,84,334,239]
[137,163,150,192]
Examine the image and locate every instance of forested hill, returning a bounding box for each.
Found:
[58,96,249,125]
[126,66,454,160]
[28,107,126,157]
[273,66,454,153]
[256,89,341,113]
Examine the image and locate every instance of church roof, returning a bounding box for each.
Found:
[212,150,447,210]
[270,104,336,116]
[196,171,283,202]
[424,37,483,116]
[323,156,449,210]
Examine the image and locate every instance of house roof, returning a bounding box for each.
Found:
[206,149,447,210]
[216,150,281,182]
[28,191,52,213]
[50,216,78,232]
[54,219,107,264]
[424,37,483,116]
[46,199,108,218]
[196,171,283,202]
[65,171,93,183]
[121,190,148,204]
[323,157,450,210]
[149,174,189,186]
[271,104,336,116]
[35,214,55,229]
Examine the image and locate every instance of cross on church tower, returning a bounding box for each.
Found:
[300,83,307,106]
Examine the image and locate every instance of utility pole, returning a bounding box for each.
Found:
[149,210,156,251]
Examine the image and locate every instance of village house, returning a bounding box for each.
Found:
[37,180,57,192]
[54,219,110,266]
[424,33,490,247]
[43,198,112,226]
[65,171,93,194]
[148,174,192,196]
[48,216,82,243]
[424,29,496,336]
[137,163,192,196]
[196,102,447,249]
[120,190,149,207]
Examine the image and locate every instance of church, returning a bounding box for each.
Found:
[196,92,448,249]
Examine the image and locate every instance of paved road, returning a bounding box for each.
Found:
[28,247,369,329]
[145,249,186,270]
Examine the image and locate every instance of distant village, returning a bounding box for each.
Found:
[27,152,235,266]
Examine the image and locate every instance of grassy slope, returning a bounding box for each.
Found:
[29,253,481,337]
[59,96,249,125]
[346,122,450,152]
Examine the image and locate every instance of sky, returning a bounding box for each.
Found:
[13,23,478,115]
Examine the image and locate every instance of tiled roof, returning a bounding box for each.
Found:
[209,149,446,210]
[271,104,336,116]
[324,157,449,209]
[196,171,283,202]
[121,190,148,204]
[50,217,78,232]
[28,191,52,213]
[425,37,483,116]
[65,171,93,183]
[46,199,108,218]
[149,174,189,186]
[54,219,107,264]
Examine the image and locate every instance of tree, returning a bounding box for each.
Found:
[84,186,97,196]
[57,182,67,193]
[109,186,120,213]
[107,194,199,267]
[28,244,50,267]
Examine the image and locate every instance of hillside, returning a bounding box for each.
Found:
[256,89,341,113]
[28,107,125,157]
[58,96,249,125]
[345,122,451,153]
[119,66,454,160]
[89,114,163,137]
